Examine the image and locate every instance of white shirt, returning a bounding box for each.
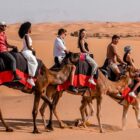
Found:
[22,34,32,51]
[53,37,66,57]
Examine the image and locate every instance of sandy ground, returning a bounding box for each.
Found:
[0,22,140,140]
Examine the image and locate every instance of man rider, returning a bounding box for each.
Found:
[53,28,78,93]
[106,35,126,80]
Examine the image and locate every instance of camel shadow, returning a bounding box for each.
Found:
[0,118,121,133]
[0,118,74,131]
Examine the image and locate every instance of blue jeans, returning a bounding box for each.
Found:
[85,54,98,76]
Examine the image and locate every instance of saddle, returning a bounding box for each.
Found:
[53,59,98,92]
[0,51,42,88]
[100,58,126,81]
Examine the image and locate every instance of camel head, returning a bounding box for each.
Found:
[120,70,132,86]
[125,66,137,77]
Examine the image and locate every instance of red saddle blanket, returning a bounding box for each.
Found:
[57,60,98,91]
[121,87,136,104]
[0,51,42,89]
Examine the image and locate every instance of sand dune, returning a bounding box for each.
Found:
[0,22,140,140]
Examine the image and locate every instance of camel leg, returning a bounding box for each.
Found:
[53,92,68,128]
[84,100,94,120]
[80,97,88,127]
[47,91,68,129]
[87,89,94,117]
[32,93,41,133]
[39,102,48,128]
[133,100,140,128]
[41,94,53,131]
[0,108,13,132]
[85,107,89,118]
[122,105,129,130]
[40,85,56,129]
[96,96,103,133]
[88,102,94,117]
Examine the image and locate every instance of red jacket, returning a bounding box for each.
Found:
[0,32,8,53]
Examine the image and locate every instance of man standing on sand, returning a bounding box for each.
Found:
[106,35,126,80]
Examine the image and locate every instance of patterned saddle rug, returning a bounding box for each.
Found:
[56,60,98,92]
[0,51,42,89]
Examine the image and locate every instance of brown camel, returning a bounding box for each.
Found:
[0,56,75,133]
[0,62,52,133]
[39,67,132,133]
[79,66,140,131]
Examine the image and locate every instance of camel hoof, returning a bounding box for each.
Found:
[59,123,68,128]
[6,128,13,132]
[74,120,87,128]
[75,120,82,127]
[46,125,54,131]
[85,121,92,126]
[100,129,104,133]
[83,124,87,128]
[33,129,40,134]
[100,129,105,133]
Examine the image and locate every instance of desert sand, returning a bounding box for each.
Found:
[0,22,140,140]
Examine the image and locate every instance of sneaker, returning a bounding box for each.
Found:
[129,91,137,98]
[68,85,78,93]
[88,78,96,85]
[117,93,122,97]
[13,75,21,82]
[27,78,35,86]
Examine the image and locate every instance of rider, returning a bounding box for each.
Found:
[18,22,38,86]
[106,35,126,80]
[128,70,140,98]
[78,28,98,85]
[123,46,136,70]
[53,28,78,93]
[0,21,21,81]
[123,46,139,98]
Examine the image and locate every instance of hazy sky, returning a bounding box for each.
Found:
[0,0,140,23]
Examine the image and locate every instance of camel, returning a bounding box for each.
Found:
[0,54,75,133]
[0,62,52,133]
[79,71,140,131]
[80,66,140,131]
[39,65,133,133]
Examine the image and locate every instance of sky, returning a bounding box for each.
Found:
[0,0,140,23]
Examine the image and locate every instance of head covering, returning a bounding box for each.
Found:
[124,46,132,53]
[0,21,6,26]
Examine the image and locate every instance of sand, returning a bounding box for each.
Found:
[0,22,140,140]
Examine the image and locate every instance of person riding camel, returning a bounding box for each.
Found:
[0,21,21,82]
[78,28,98,85]
[53,28,78,93]
[123,46,140,98]
[128,70,140,98]
[123,46,136,70]
[106,35,126,80]
[18,22,38,86]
